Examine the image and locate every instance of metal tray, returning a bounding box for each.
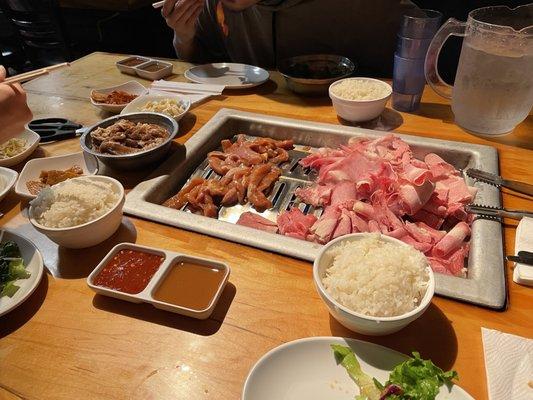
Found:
[125,108,505,309]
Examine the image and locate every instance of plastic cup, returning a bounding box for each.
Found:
[392,54,426,112]
[396,35,433,58]
[399,9,443,39]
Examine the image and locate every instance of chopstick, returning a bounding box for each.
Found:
[152,0,164,8]
[3,62,70,84]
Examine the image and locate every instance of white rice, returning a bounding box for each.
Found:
[321,234,429,317]
[31,177,119,228]
[331,79,390,101]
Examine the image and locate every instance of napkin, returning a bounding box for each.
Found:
[513,217,533,286]
[482,328,533,400]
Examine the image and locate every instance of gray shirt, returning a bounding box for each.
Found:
[185,0,416,76]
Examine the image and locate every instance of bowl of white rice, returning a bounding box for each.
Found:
[29,176,125,249]
[313,233,434,336]
[329,78,392,122]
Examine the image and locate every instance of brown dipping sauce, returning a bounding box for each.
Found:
[140,63,166,72]
[93,249,164,294]
[153,261,225,310]
[120,57,146,67]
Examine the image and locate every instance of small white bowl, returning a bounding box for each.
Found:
[29,176,125,249]
[0,128,40,167]
[329,78,392,122]
[121,93,191,122]
[313,233,435,336]
[15,151,99,199]
[0,167,18,202]
[90,81,148,113]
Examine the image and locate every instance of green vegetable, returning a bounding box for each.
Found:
[331,346,458,400]
[331,344,381,400]
[385,352,458,400]
[0,241,30,298]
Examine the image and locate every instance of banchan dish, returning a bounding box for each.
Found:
[87,243,230,319]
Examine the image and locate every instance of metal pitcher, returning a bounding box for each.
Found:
[425,4,533,136]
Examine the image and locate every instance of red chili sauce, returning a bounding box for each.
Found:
[93,249,164,294]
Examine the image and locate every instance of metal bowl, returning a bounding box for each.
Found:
[80,112,178,170]
[278,54,356,96]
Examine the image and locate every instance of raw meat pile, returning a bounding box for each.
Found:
[163,135,293,217]
[237,134,477,276]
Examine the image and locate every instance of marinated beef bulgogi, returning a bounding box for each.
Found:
[26,165,84,195]
[90,119,169,155]
[163,136,294,217]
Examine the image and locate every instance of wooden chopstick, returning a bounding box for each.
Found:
[3,62,70,84]
[152,0,164,8]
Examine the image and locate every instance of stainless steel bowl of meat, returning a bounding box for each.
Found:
[80,112,178,170]
[278,54,356,96]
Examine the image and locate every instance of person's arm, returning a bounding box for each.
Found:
[162,0,204,61]
[0,66,33,143]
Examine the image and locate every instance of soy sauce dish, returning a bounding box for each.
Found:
[87,243,230,319]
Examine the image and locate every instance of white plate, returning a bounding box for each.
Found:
[121,93,191,122]
[0,167,18,202]
[0,128,40,167]
[0,230,44,317]
[242,337,474,400]
[15,151,99,199]
[184,63,269,89]
[90,80,148,113]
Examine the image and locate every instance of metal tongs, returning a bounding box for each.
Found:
[507,251,533,266]
[466,204,533,220]
[466,168,533,196]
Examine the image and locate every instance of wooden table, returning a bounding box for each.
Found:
[1,52,532,400]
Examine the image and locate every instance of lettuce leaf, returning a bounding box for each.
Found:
[331,344,381,400]
[385,352,458,400]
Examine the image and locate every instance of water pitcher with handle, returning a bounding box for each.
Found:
[425,4,533,136]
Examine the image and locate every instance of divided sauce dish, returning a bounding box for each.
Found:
[87,243,230,319]
[116,56,173,80]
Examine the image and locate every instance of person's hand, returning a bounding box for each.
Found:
[162,0,204,45]
[0,66,33,143]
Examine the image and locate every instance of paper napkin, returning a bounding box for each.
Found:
[482,328,533,400]
[513,217,533,286]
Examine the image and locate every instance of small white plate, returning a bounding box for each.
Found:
[90,81,148,113]
[0,167,18,202]
[184,63,269,89]
[0,128,40,167]
[121,93,191,122]
[0,229,44,317]
[15,152,99,199]
[243,337,474,400]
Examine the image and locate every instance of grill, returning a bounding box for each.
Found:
[124,108,506,309]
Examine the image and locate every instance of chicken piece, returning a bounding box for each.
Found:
[247,164,273,212]
[99,141,137,155]
[163,177,205,209]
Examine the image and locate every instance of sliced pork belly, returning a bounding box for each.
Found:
[237,212,278,234]
[432,221,471,258]
[277,208,317,240]
[295,184,333,207]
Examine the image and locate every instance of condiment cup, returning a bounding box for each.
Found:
[87,243,230,319]
[0,167,18,202]
[0,128,40,168]
[90,81,148,113]
[135,61,173,81]
[313,233,435,336]
[329,78,392,122]
[28,176,125,249]
[116,56,151,75]
[80,112,178,170]
[121,93,191,122]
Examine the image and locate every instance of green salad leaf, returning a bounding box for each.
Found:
[331,344,381,400]
[331,346,458,400]
[0,241,30,298]
[385,352,458,400]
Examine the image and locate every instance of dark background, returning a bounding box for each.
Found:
[0,0,531,82]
